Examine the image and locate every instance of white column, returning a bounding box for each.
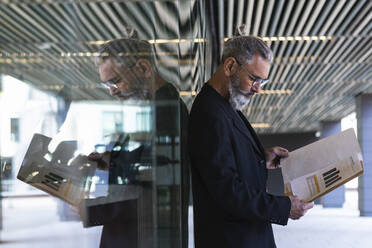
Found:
[356,94,372,216]
[321,121,345,208]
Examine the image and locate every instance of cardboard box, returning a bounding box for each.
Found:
[17,133,97,206]
[281,128,364,202]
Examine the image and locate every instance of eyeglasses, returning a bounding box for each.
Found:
[235,58,269,88]
[100,64,136,89]
[101,77,121,89]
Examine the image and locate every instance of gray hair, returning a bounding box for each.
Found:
[95,38,155,68]
[222,35,273,64]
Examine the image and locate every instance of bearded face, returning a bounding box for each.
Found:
[228,73,254,111]
[116,78,151,102]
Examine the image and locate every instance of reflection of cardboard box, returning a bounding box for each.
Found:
[17,133,97,206]
[281,128,364,202]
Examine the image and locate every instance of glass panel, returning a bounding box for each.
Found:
[0,1,207,247]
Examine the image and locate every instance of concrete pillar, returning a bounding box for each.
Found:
[321,121,345,208]
[356,94,372,216]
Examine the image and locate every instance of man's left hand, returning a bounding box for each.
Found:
[265,146,289,169]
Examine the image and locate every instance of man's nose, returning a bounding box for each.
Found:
[251,83,261,93]
[109,85,119,96]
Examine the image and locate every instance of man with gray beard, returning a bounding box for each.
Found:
[188,34,313,248]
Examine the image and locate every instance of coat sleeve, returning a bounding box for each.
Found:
[81,198,137,227]
[189,112,291,225]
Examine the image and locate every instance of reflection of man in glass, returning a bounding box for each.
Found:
[81,38,189,248]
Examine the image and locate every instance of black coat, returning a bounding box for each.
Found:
[188,83,291,248]
[83,83,190,248]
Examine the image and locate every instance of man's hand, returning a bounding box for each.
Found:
[69,203,83,219]
[70,204,81,216]
[69,201,87,221]
[265,146,289,169]
[88,151,111,170]
[289,195,314,220]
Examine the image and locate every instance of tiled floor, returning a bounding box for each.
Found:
[273,206,372,248]
[187,190,372,248]
[0,197,101,248]
[1,194,372,248]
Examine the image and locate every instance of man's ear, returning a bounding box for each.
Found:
[135,59,153,78]
[223,57,238,77]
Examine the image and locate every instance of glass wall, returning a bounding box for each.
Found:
[0,1,208,247]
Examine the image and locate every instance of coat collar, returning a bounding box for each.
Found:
[203,83,265,158]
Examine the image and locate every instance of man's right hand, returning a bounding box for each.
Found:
[288,195,314,220]
[88,151,111,170]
